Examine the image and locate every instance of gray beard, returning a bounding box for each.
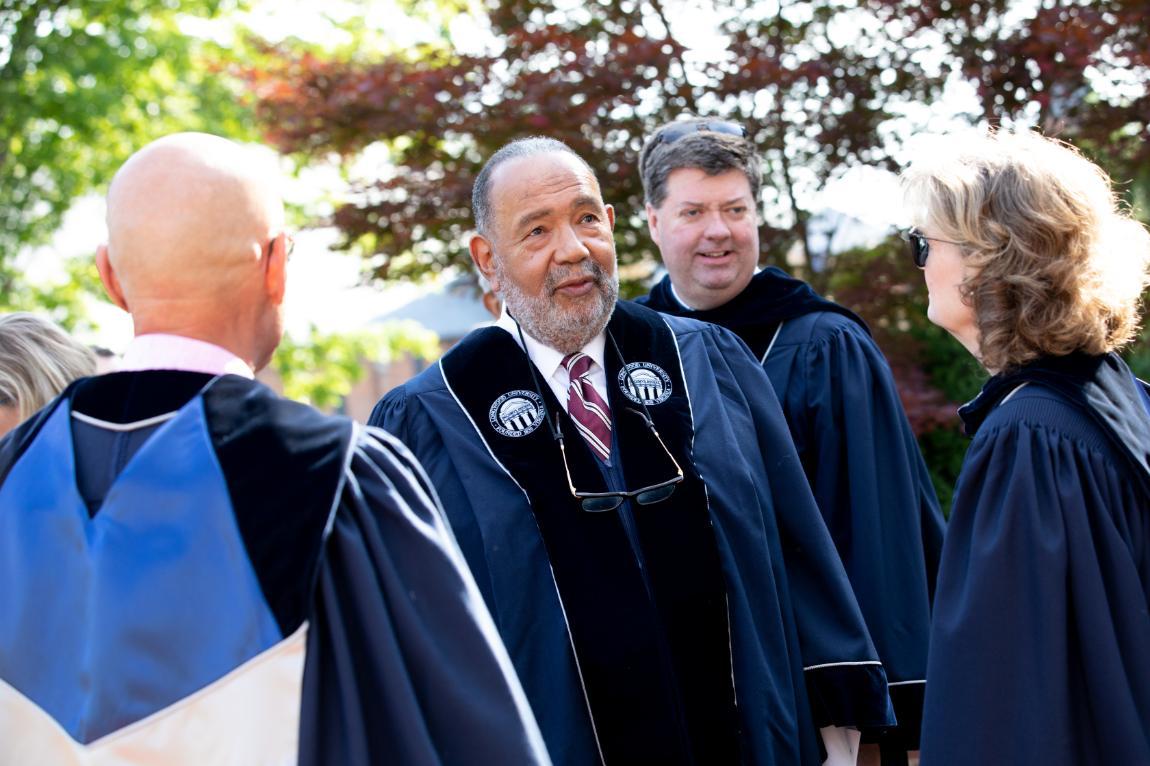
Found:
[495,258,619,355]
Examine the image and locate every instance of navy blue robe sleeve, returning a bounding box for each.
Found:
[682,323,895,733]
[921,395,1150,766]
[368,386,505,609]
[298,424,552,766]
[766,314,943,744]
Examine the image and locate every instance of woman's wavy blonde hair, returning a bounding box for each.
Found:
[901,130,1150,373]
[0,313,96,421]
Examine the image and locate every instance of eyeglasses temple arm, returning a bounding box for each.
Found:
[556,438,580,495]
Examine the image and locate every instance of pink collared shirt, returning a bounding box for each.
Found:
[116,334,255,379]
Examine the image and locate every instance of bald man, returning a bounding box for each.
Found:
[0,133,550,765]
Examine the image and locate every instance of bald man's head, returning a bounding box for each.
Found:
[98,133,290,370]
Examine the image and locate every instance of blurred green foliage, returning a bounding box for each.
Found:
[0,255,101,331]
[5,0,1149,428]
[272,321,440,411]
[905,319,986,514]
[2,1,447,408]
[1124,323,1150,381]
[0,0,255,318]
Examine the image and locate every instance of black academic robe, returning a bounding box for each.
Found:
[0,371,550,765]
[639,269,944,750]
[920,353,1150,765]
[371,301,894,766]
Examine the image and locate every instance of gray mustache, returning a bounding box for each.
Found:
[545,261,606,293]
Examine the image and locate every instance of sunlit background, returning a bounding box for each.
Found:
[5,0,1148,502]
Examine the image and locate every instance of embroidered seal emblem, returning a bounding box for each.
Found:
[618,362,672,405]
[489,390,546,437]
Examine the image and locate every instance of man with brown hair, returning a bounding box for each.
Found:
[637,118,945,764]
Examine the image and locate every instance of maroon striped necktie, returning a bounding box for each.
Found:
[562,352,613,461]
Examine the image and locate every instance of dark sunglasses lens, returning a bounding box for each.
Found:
[636,484,677,506]
[582,496,624,512]
[906,231,928,267]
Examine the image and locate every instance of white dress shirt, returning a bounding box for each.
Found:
[494,308,609,412]
[668,281,696,311]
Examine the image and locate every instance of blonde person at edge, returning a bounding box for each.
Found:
[901,129,1150,766]
[0,313,96,438]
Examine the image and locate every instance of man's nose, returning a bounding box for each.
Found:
[702,210,731,240]
[554,223,591,263]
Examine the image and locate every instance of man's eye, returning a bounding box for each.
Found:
[580,213,599,224]
[527,226,544,237]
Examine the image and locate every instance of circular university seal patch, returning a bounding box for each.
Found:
[618,362,672,405]
[489,389,546,437]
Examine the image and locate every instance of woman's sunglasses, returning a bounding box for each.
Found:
[902,228,960,268]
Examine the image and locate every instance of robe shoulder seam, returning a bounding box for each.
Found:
[977,390,1119,457]
[388,365,451,401]
[660,313,715,340]
[770,310,867,351]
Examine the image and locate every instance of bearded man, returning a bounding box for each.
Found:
[370,138,895,766]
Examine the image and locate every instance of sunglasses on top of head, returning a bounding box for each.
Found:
[651,120,747,148]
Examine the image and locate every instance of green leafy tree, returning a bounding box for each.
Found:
[241,0,942,286]
[2,256,102,331]
[874,0,1150,218]
[2,2,450,411]
[272,321,440,411]
[0,0,255,313]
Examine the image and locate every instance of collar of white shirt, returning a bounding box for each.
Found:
[116,334,255,379]
[494,307,609,411]
[667,268,761,311]
[668,281,695,310]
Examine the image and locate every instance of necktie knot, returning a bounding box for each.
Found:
[562,352,593,380]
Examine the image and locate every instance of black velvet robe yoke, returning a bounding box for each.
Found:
[371,302,895,766]
[920,353,1150,765]
[0,371,550,766]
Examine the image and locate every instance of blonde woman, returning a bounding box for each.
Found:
[901,130,1150,765]
[0,313,96,437]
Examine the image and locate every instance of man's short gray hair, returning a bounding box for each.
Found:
[639,118,763,211]
[472,137,592,238]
